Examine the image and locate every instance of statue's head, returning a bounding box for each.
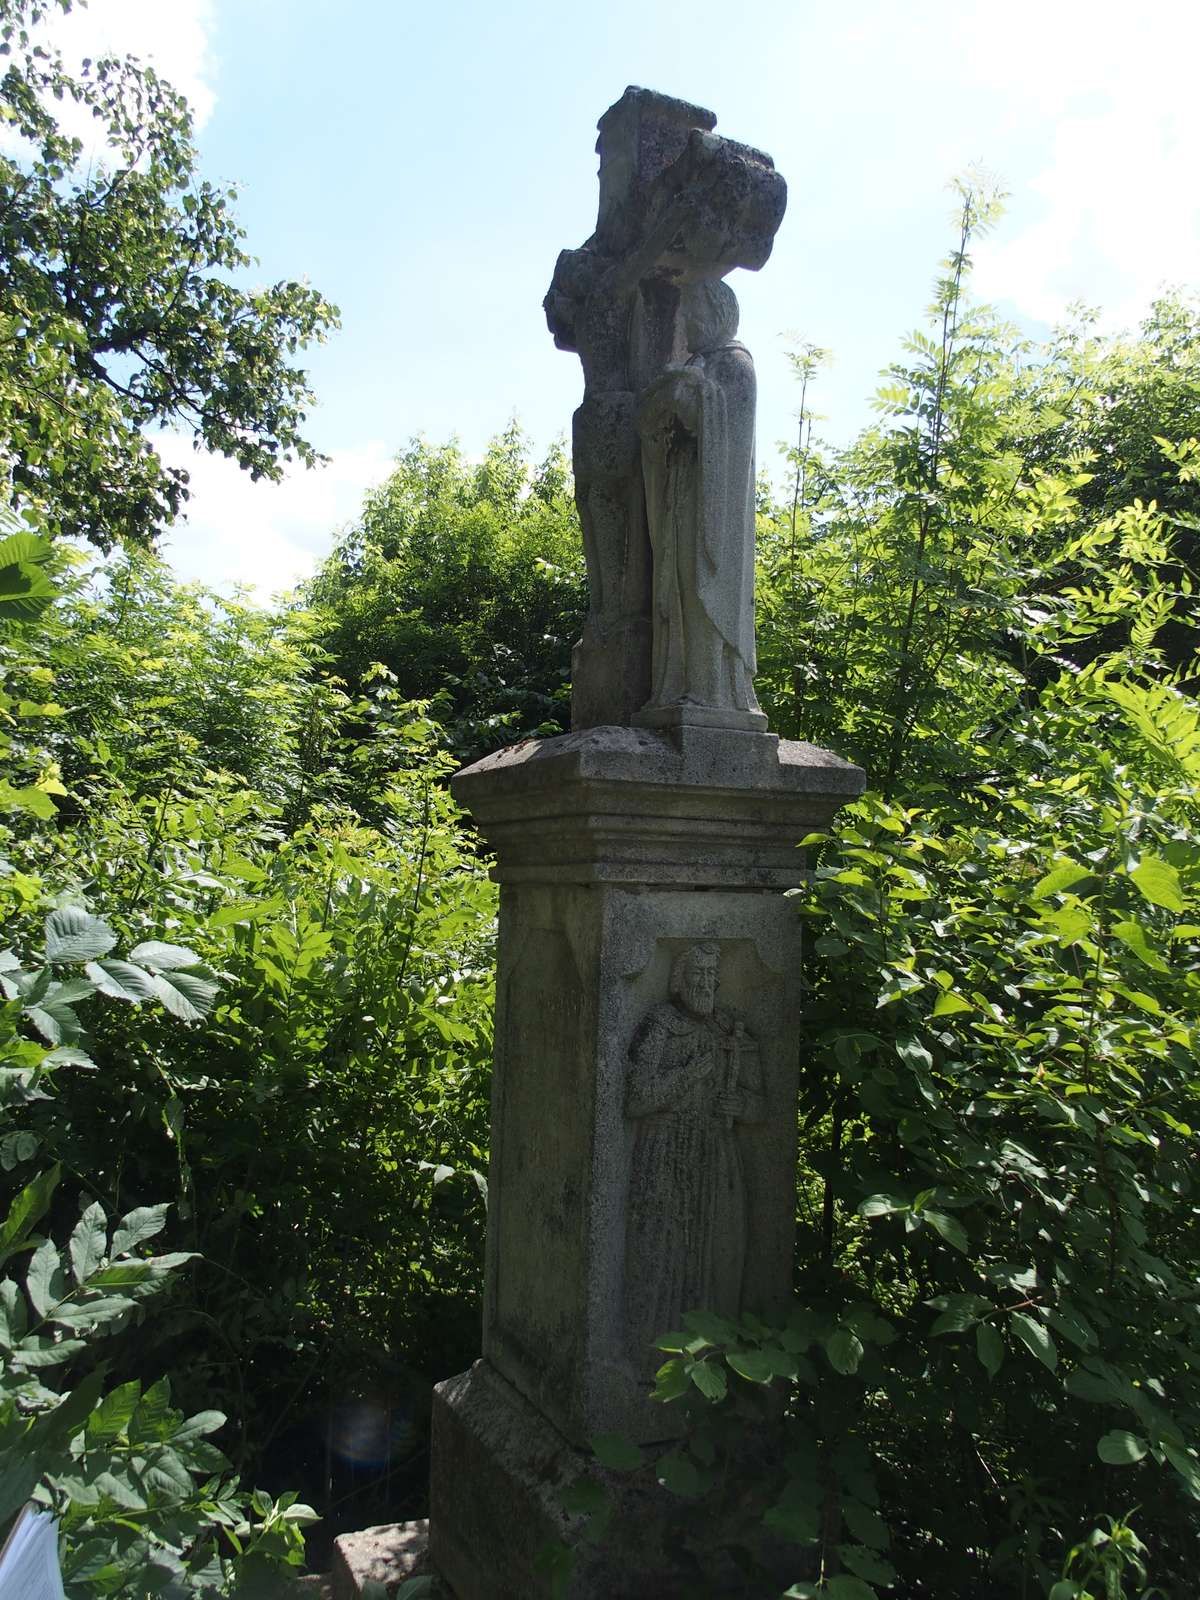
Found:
[682,278,739,353]
[671,942,720,1018]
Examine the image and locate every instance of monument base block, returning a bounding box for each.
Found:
[431,1360,764,1600]
[433,725,864,1593]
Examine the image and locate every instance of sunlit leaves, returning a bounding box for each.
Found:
[1128,855,1185,912]
[44,908,117,964]
[0,7,336,549]
[1009,1313,1057,1372]
[1097,1430,1148,1465]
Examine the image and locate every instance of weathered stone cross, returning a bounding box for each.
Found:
[544,86,786,730]
[412,88,863,1600]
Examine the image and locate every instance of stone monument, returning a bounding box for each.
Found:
[417,86,865,1598]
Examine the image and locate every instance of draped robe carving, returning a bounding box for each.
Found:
[636,281,762,720]
[623,944,765,1372]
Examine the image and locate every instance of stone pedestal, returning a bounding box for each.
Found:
[429,725,863,1598]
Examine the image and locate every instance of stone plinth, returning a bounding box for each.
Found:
[331,1520,431,1598]
[430,726,863,1598]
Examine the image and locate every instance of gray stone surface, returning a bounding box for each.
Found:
[431,1363,578,1600]
[425,85,860,1600]
[432,1361,748,1600]
[481,871,807,1446]
[331,1519,432,1599]
[623,942,765,1372]
[440,727,864,1450]
[545,86,786,730]
[452,724,864,890]
[636,281,762,724]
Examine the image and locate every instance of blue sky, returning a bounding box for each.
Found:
[44,0,1200,597]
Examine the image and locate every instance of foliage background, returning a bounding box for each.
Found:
[0,5,1198,1591]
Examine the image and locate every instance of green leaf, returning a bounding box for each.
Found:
[0,1163,60,1263]
[0,561,56,621]
[896,1035,932,1071]
[680,1309,737,1345]
[86,1380,140,1442]
[1129,855,1186,912]
[43,907,117,964]
[1066,1368,1123,1405]
[656,1450,706,1498]
[1110,920,1169,972]
[0,1278,27,1347]
[925,1211,969,1252]
[1044,1307,1096,1351]
[589,1432,643,1471]
[688,1360,727,1403]
[727,1347,780,1383]
[50,1295,138,1330]
[25,999,83,1046]
[1097,1429,1148,1464]
[0,530,52,569]
[83,960,159,1003]
[840,1543,897,1585]
[148,967,220,1022]
[931,990,972,1016]
[930,1296,987,1335]
[1162,1441,1200,1499]
[129,940,204,972]
[1032,859,1094,899]
[764,1499,820,1545]
[652,1330,690,1352]
[111,1204,169,1257]
[171,1408,226,1443]
[859,1192,909,1218]
[140,1446,197,1499]
[842,1498,890,1550]
[825,1327,865,1376]
[976,1321,1004,1377]
[26,1236,65,1316]
[10,1335,85,1368]
[68,1201,107,1283]
[1010,1312,1057,1372]
[88,1253,194,1290]
[650,1359,689,1403]
[825,1577,878,1600]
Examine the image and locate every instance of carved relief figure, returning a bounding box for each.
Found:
[636,280,762,720]
[624,943,765,1372]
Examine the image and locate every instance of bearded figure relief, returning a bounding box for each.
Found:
[623,942,765,1373]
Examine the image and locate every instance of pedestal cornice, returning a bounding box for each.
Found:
[451,724,865,889]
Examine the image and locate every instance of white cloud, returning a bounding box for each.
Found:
[152,434,394,604]
[43,0,218,129]
[956,0,1200,328]
[0,0,218,157]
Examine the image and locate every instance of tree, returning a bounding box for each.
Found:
[307,425,586,751]
[0,0,338,549]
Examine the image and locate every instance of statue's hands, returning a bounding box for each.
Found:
[639,364,705,430]
[714,1090,743,1120]
[693,1043,717,1079]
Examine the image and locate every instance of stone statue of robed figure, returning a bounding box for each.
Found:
[635,280,763,728]
[545,86,786,731]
